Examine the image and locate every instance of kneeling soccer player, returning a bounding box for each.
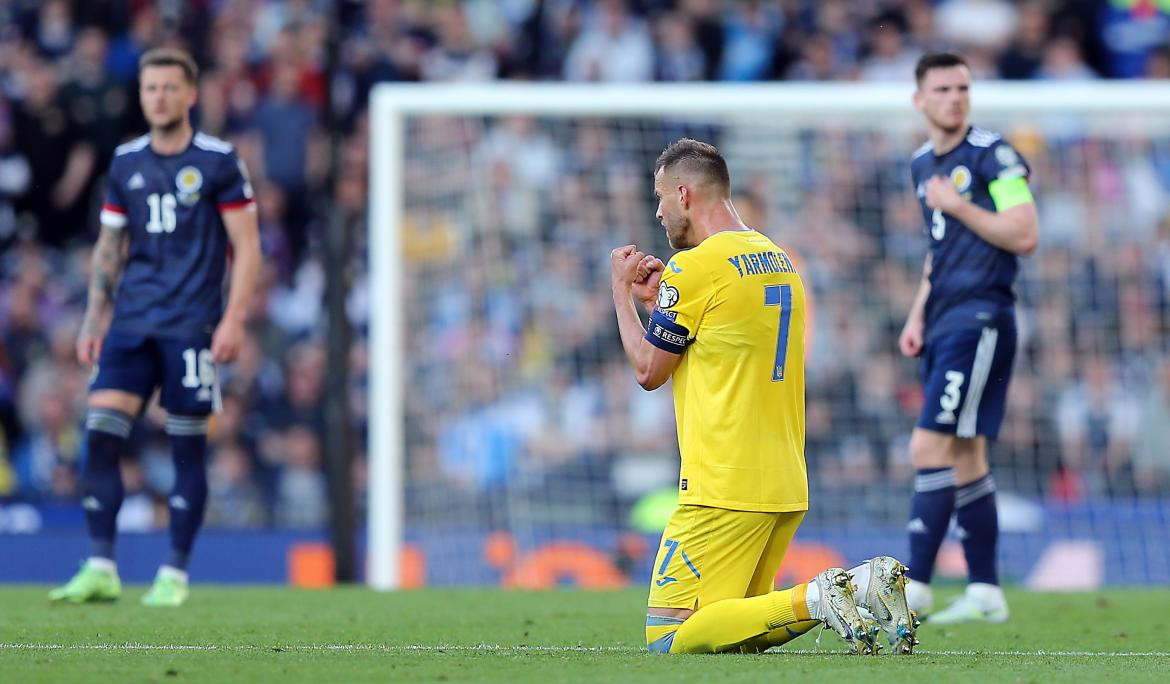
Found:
[612,138,918,654]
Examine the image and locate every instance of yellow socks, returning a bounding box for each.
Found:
[738,619,821,652]
[736,583,818,652]
[650,586,815,654]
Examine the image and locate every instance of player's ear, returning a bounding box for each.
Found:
[678,185,689,209]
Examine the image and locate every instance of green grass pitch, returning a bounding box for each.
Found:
[2,586,1168,682]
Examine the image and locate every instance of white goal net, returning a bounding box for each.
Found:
[367,82,1170,590]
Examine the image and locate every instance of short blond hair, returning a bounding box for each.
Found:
[654,138,731,196]
[139,48,199,84]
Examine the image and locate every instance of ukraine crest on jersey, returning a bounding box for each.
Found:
[644,229,808,512]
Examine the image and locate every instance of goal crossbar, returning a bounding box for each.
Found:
[367,81,1170,590]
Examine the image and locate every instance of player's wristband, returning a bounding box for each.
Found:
[100,203,127,228]
[988,176,1033,210]
[645,308,691,355]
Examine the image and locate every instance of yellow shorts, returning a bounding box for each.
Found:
[646,505,806,610]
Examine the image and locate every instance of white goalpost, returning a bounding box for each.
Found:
[368,81,1170,590]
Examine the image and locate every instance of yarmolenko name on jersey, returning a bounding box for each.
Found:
[726,250,796,278]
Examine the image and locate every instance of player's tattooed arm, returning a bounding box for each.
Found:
[77,226,127,365]
[88,226,128,310]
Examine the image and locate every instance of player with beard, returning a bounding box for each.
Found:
[611,138,917,654]
[50,48,261,607]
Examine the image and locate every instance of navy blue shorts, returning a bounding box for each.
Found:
[916,317,1016,439]
[90,332,221,416]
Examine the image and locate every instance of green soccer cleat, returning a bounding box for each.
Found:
[813,567,880,655]
[853,556,920,654]
[141,567,190,607]
[49,560,122,604]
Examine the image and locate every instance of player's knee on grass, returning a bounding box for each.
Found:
[646,588,809,654]
[646,614,686,654]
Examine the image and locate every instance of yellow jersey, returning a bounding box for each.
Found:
[645,229,808,512]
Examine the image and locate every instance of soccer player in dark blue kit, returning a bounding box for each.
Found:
[50,49,261,606]
[899,53,1038,624]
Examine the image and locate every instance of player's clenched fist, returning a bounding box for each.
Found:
[632,254,664,310]
[636,254,664,282]
[610,244,645,289]
[924,175,962,214]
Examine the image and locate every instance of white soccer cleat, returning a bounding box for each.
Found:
[852,557,920,654]
[927,583,1009,625]
[813,567,879,655]
[905,577,934,616]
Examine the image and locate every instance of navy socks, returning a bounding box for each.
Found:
[955,474,999,585]
[82,409,133,560]
[165,415,210,571]
[907,467,956,584]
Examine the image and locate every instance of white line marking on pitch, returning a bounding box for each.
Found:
[2,643,1169,657]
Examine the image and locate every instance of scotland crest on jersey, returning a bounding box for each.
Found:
[949,165,972,195]
[101,131,256,337]
[176,166,203,205]
[908,125,1032,344]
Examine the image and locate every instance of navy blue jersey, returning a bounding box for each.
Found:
[910,126,1031,343]
[100,132,254,338]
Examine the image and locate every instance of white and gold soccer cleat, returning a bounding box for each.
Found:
[813,567,879,655]
[852,556,920,654]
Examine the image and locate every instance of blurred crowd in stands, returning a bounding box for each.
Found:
[2,0,1170,532]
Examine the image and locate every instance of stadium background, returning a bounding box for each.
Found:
[2,0,1170,588]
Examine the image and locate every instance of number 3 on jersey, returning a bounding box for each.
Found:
[764,284,792,382]
[146,193,177,233]
[940,370,964,411]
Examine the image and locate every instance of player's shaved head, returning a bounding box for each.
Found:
[654,139,731,198]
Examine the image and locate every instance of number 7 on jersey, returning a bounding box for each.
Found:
[764,284,792,382]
